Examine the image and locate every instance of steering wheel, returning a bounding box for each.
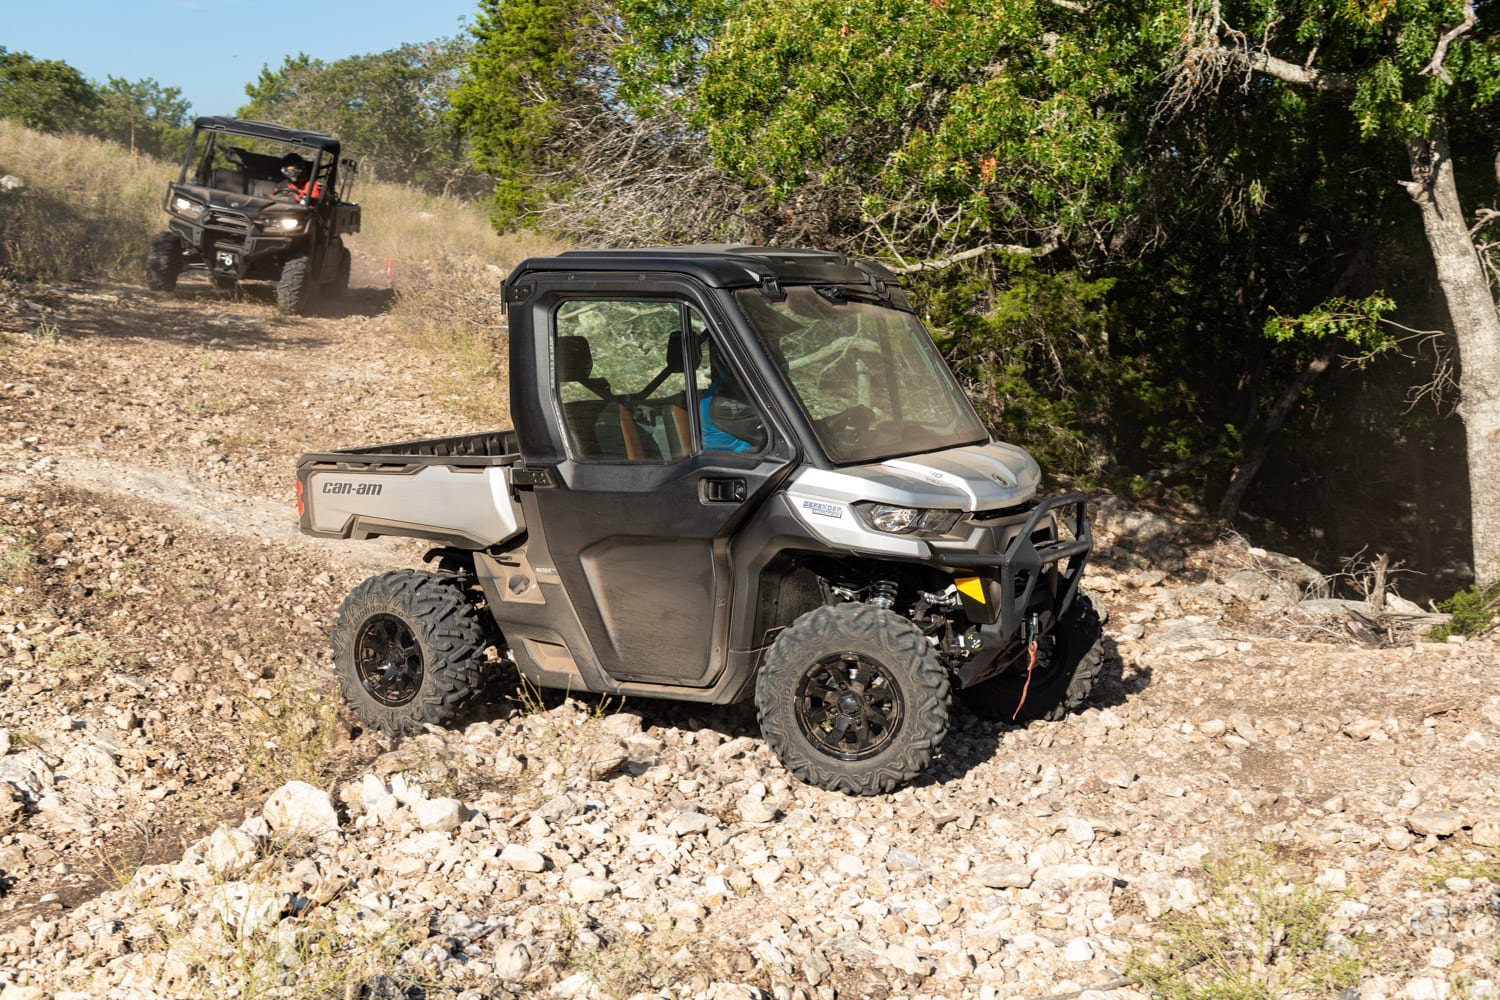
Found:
[819,403,878,437]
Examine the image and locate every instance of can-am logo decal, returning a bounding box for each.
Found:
[322,481,383,496]
[800,499,843,519]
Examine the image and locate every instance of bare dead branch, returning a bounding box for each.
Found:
[1402,329,1460,415]
[1241,49,1356,92]
[889,242,1058,274]
[1161,1,1353,118]
[1469,208,1500,237]
[1147,450,1219,481]
[1420,0,1479,85]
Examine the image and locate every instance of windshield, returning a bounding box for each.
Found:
[736,285,989,464]
[182,130,328,202]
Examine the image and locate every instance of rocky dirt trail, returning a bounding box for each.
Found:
[0,265,1497,1000]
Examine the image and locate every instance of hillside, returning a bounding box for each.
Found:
[0,261,1497,999]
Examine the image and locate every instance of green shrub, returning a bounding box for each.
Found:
[1128,845,1367,1000]
[1427,579,1500,642]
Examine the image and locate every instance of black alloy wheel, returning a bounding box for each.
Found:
[756,602,949,795]
[795,651,904,760]
[353,613,425,707]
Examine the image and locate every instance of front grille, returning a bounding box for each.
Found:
[967,500,1037,524]
[206,212,250,233]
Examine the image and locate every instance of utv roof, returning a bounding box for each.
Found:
[504,246,904,292]
[191,116,341,156]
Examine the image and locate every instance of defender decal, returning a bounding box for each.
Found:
[800,499,844,519]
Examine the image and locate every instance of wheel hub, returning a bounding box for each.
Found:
[354,613,425,707]
[795,651,905,761]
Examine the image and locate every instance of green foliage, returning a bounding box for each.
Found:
[1264,295,1397,354]
[1427,579,1500,641]
[688,0,1138,251]
[92,77,192,159]
[0,49,188,159]
[238,42,474,194]
[451,0,592,226]
[610,0,733,115]
[241,41,478,194]
[1128,846,1368,999]
[922,260,1117,475]
[0,49,97,132]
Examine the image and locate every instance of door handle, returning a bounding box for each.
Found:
[700,477,747,504]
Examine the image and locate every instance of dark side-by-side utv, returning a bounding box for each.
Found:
[147,116,359,313]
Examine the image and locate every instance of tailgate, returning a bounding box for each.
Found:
[296,459,524,548]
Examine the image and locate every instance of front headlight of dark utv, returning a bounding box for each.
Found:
[264,216,305,233]
[858,503,962,535]
[170,196,206,219]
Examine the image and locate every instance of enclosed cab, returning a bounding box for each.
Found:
[146,116,360,313]
[298,246,1102,794]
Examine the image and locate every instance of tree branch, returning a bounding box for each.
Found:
[1239,48,1356,92]
[890,241,1058,274]
[1219,343,1338,521]
[1420,0,1478,85]
[1469,208,1500,238]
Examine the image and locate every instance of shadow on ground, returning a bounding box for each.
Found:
[439,634,1149,795]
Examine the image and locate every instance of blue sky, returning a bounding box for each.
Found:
[4,0,477,117]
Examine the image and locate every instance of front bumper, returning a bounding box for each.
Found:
[929,492,1092,684]
[168,219,299,278]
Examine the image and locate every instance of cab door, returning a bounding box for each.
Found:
[528,280,794,687]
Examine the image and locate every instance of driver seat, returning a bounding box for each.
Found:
[555,336,646,460]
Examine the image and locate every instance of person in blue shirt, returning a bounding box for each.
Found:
[700,374,764,453]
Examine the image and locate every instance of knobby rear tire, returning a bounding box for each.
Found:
[331,242,351,296]
[145,232,181,292]
[330,570,490,735]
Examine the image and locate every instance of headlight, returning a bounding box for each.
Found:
[171,196,206,218]
[864,504,961,535]
[267,216,304,232]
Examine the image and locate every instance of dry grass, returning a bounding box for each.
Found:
[1128,845,1369,999]
[0,120,172,281]
[347,181,565,423]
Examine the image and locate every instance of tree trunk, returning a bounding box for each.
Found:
[1405,129,1500,584]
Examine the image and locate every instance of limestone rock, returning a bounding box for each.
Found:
[1407,811,1466,838]
[262,781,339,841]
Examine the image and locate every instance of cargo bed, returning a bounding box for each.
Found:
[296,430,525,547]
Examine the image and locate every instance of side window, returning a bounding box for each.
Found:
[553,299,693,462]
[692,316,768,454]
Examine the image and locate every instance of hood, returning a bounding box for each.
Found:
[792,441,1041,511]
[173,183,301,216]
